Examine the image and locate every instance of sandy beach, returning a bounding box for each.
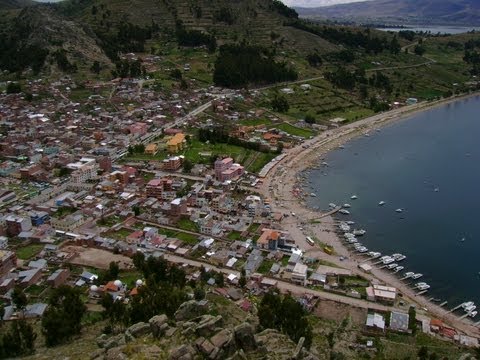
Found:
[258,92,480,338]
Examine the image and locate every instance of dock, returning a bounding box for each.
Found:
[416,290,428,296]
[459,313,470,320]
[448,304,464,313]
[439,301,448,307]
[399,276,411,281]
[473,320,480,327]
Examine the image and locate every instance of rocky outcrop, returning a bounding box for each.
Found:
[169,344,196,360]
[149,314,170,338]
[234,323,257,352]
[174,300,209,321]
[125,322,151,342]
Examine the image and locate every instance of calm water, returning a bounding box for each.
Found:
[377,26,480,34]
[306,95,480,306]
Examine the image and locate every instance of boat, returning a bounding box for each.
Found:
[394,266,404,273]
[392,253,406,261]
[404,272,415,278]
[310,193,317,197]
[383,257,395,265]
[386,263,398,270]
[416,282,431,291]
[339,209,350,215]
[329,203,337,208]
[465,305,477,313]
[412,273,423,279]
[351,195,358,200]
[469,311,478,318]
[370,252,381,259]
[321,162,329,166]
[343,203,351,208]
[339,224,351,232]
[434,188,439,192]
[460,237,466,242]
[339,145,345,149]
[344,233,355,239]
[462,301,474,309]
[378,201,386,206]
[346,221,355,225]
[358,247,368,253]
[395,208,403,213]
[353,229,366,236]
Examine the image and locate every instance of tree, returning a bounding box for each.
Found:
[194,287,205,301]
[304,113,316,124]
[132,205,140,216]
[0,304,4,327]
[239,269,247,288]
[12,286,27,316]
[408,306,417,333]
[214,272,224,287]
[0,320,36,358]
[418,345,428,360]
[91,61,101,74]
[182,158,194,173]
[132,251,145,271]
[414,45,426,56]
[107,261,120,280]
[170,68,182,80]
[6,82,22,94]
[41,286,87,347]
[271,94,289,113]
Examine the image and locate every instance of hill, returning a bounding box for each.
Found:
[0,0,33,9]
[296,0,480,25]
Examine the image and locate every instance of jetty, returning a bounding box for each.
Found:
[416,290,428,296]
[439,301,448,307]
[459,313,470,320]
[448,303,464,313]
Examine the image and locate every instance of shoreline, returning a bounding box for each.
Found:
[259,91,480,338]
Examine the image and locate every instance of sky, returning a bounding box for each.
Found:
[281,0,372,7]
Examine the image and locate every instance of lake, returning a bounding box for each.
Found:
[377,26,480,34]
[306,95,480,307]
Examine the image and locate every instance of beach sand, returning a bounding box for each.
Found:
[258,93,480,338]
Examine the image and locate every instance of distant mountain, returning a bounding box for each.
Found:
[296,0,480,25]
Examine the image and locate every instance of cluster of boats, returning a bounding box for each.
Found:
[332,196,404,215]
[461,302,478,318]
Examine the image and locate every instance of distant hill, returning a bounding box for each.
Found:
[296,0,480,25]
[0,0,33,9]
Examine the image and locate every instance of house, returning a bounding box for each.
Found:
[166,133,186,153]
[47,268,70,288]
[0,250,17,276]
[366,313,385,332]
[389,311,409,332]
[257,228,280,250]
[163,156,182,171]
[145,143,158,155]
[244,249,264,276]
[367,284,397,304]
[80,271,98,283]
[18,268,42,288]
[291,263,308,285]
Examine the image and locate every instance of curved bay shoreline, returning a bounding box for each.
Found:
[258,92,480,338]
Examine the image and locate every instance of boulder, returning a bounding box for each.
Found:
[104,334,126,350]
[125,322,151,341]
[149,314,169,338]
[90,348,105,360]
[169,344,196,360]
[96,333,109,348]
[174,300,209,321]
[195,315,223,337]
[211,328,234,349]
[234,323,257,352]
[293,337,305,359]
[105,347,128,360]
[199,339,216,355]
[226,349,248,360]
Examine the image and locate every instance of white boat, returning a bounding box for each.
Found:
[329,203,337,208]
[383,257,395,265]
[338,145,345,149]
[339,209,350,215]
[358,247,368,253]
[353,229,366,236]
[416,282,430,291]
[367,251,375,257]
[378,201,386,206]
[404,272,415,278]
[351,195,358,200]
[344,233,355,238]
[370,252,381,259]
[469,311,478,318]
[465,305,477,313]
[392,253,406,261]
[412,273,423,279]
[343,203,351,208]
[395,208,403,213]
[462,301,474,309]
[347,238,358,244]
[386,263,398,269]
[310,193,317,197]
[394,266,404,273]
[346,221,355,225]
[339,224,351,232]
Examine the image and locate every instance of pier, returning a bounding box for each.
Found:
[439,301,448,307]
[459,313,470,320]
[416,290,428,296]
[448,304,464,313]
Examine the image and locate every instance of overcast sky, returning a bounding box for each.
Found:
[282,0,371,7]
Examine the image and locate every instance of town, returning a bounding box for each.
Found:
[1,67,479,360]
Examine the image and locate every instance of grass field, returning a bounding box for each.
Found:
[16,244,44,260]
[274,123,314,138]
[239,118,272,126]
[176,218,199,232]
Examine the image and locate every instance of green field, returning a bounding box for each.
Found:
[176,218,199,232]
[274,123,314,138]
[16,244,44,260]
[239,118,272,126]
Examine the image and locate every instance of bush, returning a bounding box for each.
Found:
[6,82,22,94]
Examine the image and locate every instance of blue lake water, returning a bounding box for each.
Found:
[306,95,480,306]
[377,26,480,34]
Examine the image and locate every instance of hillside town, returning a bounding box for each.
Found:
[2,72,480,360]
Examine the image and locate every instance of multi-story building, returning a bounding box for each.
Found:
[5,215,32,237]
[146,179,163,199]
[0,250,17,276]
[162,156,183,171]
[214,157,244,182]
[166,133,185,153]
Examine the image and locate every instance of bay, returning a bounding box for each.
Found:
[377,26,480,34]
[306,95,480,306]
